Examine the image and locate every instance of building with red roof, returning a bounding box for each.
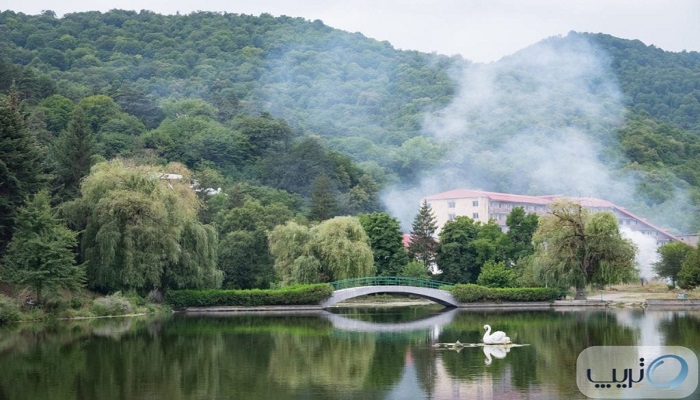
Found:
[423,189,679,246]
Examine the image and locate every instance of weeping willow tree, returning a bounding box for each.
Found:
[68,159,222,293]
[532,200,638,299]
[268,217,375,285]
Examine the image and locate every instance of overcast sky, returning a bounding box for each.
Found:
[2,0,699,62]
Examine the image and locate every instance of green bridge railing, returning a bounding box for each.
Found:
[330,276,455,290]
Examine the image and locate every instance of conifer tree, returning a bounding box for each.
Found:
[408,200,438,272]
[0,92,45,254]
[309,173,337,221]
[2,191,85,303]
[51,106,97,201]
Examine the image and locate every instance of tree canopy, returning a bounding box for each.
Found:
[533,200,638,299]
[268,217,375,285]
[67,159,222,293]
[1,191,85,303]
[654,241,693,288]
[408,200,438,272]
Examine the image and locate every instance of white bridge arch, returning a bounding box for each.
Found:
[320,285,460,308]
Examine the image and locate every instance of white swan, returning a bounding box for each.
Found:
[482,345,510,365]
[483,324,511,345]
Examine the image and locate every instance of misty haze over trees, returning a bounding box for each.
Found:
[1,9,700,298]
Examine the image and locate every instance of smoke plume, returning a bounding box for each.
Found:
[384,33,691,242]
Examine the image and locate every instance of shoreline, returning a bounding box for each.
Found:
[180,298,700,313]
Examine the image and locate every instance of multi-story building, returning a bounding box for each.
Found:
[423,189,680,246]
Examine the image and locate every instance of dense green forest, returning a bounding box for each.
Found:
[1,9,700,300]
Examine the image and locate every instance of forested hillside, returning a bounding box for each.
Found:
[1,9,700,296]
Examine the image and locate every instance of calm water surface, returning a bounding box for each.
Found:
[0,306,698,400]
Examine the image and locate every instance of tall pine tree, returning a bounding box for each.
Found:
[2,191,85,303]
[50,106,97,201]
[309,173,337,221]
[408,200,438,272]
[0,92,45,254]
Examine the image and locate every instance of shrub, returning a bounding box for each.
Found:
[477,261,518,288]
[398,261,430,279]
[678,262,700,290]
[165,283,334,309]
[91,295,133,316]
[0,295,20,325]
[451,284,565,303]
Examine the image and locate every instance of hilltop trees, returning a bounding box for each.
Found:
[533,200,638,299]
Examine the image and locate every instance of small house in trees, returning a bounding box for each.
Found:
[423,189,680,246]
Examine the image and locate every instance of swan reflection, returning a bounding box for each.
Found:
[482,344,511,365]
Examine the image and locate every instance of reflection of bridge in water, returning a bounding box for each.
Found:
[321,277,459,308]
[322,308,459,332]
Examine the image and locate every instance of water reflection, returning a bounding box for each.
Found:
[324,308,459,332]
[482,345,510,365]
[0,309,697,399]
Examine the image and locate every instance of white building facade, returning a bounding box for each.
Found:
[423,189,679,246]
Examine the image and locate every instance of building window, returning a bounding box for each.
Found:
[472,200,479,207]
[472,212,479,219]
[448,213,456,221]
[448,201,455,208]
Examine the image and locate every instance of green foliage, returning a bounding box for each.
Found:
[533,201,638,299]
[230,113,294,159]
[654,241,693,287]
[268,217,375,285]
[0,94,46,253]
[37,94,73,135]
[147,114,251,171]
[408,200,438,270]
[218,230,275,289]
[436,216,509,284]
[164,283,333,308]
[216,199,296,289]
[587,33,700,134]
[50,106,97,201]
[477,261,518,288]
[451,284,565,303]
[358,212,409,276]
[435,216,480,283]
[398,261,430,279]
[77,95,122,133]
[2,191,85,303]
[91,295,133,316]
[309,216,376,281]
[0,295,20,325]
[504,207,538,262]
[69,160,222,293]
[260,137,381,216]
[678,247,700,290]
[309,172,338,221]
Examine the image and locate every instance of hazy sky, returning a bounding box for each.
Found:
[2,0,699,62]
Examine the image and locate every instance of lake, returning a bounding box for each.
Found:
[0,306,698,399]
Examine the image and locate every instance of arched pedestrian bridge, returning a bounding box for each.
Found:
[321,276,459,308]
